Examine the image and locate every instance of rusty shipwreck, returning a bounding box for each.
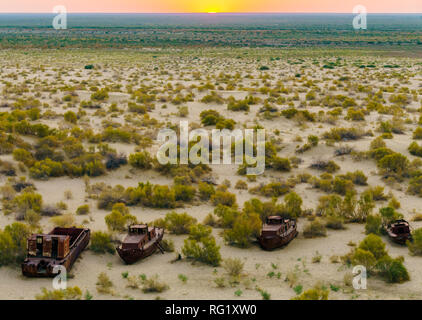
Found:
[258,216,298,250]
[116,224,164,264]
[386,219,412,245]
[22,227,90,277]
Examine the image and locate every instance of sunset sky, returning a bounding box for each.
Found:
[0,0,421,13]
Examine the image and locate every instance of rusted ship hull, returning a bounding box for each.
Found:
[258,230,298,250]
[117,228,164,264]
[385,220,412,245]
[386,229,412,245]
[21,228,90,277]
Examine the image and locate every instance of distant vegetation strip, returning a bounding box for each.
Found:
[0,14,422,49]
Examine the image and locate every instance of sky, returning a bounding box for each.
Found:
[0,0,421,13]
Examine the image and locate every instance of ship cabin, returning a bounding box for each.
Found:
[390,220,411,235]
[122,224,157,250]
[261,216,291,236]
[129,224,148,235]
[266,216,283,225]
[27,234,70,259]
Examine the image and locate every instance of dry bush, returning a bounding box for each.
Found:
[96,272,114,294]
[223,258,245,278]
[141,275,169,293]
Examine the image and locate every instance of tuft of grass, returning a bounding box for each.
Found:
[312,251,322,263]
[234,289,243,297]
[96,272,114,295]
[293,284,303,295]
[214,277,226,288]
[141,275,169,293]
[256,287,271,300]
[178,274,188,283]
[330,284,340,292]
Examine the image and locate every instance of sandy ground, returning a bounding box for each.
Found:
[0,49,421,299]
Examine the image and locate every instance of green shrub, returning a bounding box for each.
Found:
[24,210,41,228]
[376,256,409,283]
[409,142,422,157]
[369,147,394,161]
[150,185,176,208]
[332,176,355,195]
[91,88,109,101]
[125,182,177,209]
[249,182,290,197]
[76,204,90,215]
[0,222,31,266]
[308,135,319,146]
[271,157,291,171]
[155,212,197,235]
[174,184,196,202]
[227,97,250,111]
[64,111,77,124]
[303,219,327,238]
[200,110,222,126]
[362,186,387,201]
[345,170,368,185]
[365,214,382,235]
[13,190,43,217]
[90,231,115,254]
[407,228,422,256]
[370,136,386,150]
[128,152,153,169]
[216,118,235,130]
[344,234,409,283]
[377,153,409,175]
[413,127,422,140]
[346,108,365,121]
[358,234,387,260]
[350,248,377,271]
[223,212,261,248]
[325,215,345,230]
[323,127,364,141]
[408,176,422,196]
[97,185,126,210]
[105,203,137,232]
[30,158,64,179]
[50,213,75,228]
[379,207,403,226]
[198,182,215,200]
[211,190,237,207]
[36,287,82,300]
[292,284,329,300]
[128,102,147,114]
[13,148,34,166]
[182,224,221,266]
[310,160,340,173]
[284,192,302,218]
